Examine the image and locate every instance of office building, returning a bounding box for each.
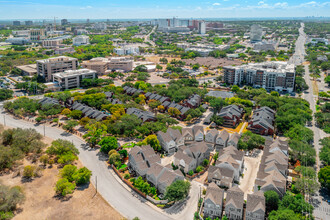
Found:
[30,29,46,41]
[6,37,30,45]
[224,62,295,93]
[13,21,21,26]
[253,41,276,51]
[42,35,71,48]
[73,35,89,46]
[188,20,199,30]
[206,22,224,30]
[37,56,79,82]
[114,46,139,55]
[93,22,107,30]
[25,21,33,26]
[74,29,88,35]
[81,57,110,75]
[54,47,75,55]
[199,21,206,35]
[250,24,263,42]
[61,19,69,26]
[12,30,30,38]
[53,69,97,90]
[109,57,134,71]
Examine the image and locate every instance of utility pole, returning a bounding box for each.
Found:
[95,176,98,194]
[43,124,45,136]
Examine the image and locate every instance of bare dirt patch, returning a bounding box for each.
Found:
[0,129,123,220]
[182,57,243,70]
[0,161,123,220]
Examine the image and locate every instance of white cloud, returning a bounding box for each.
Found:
[80,5,92,10]
[258,1,265,5]
[213,3,221,6]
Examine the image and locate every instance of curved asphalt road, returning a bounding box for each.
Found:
[0,108,199,220]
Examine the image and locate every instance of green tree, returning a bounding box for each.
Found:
[295,177,319,197]
[209,98,225,112]
[279,193,313,215]
[268,209,301,220]
[168,107,181,117]
[98,136,118,154]
[72,167,92,185]
[165,180,191,202]
[69,110,83,119]
[318,166,330,190]
[238,131,265,150]
[231,85,240,93]
[83,123,107,147]
[46,139,79,157]
[63,120,78,132]
[60,165,77,182]
[57,153,78,165]
[55,178,76,196]
[140,135,161,151]
[264,190,279,213]
[320,137,330,166]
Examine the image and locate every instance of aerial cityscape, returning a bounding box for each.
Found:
[0,1,329,220]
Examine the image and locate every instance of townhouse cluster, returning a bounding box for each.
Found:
[247,106,276,136]
[217,104,244,128]
[208,145,244,188]
[203,183,266,220]
[123,86,203,120]
[128,145,184,194]
[254,138,289,198]
[157,125,242,175]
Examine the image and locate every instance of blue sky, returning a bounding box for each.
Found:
[0,0,329,19]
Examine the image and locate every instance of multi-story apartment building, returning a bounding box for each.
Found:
[52,69,97,90]
[37,56,79,82]
[73,35,89,46]
[223,62,295,93]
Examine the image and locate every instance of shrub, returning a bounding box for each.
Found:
[188,170,194,176]
[39,154,49,166]
[0,185,25,214]
[46,139,79,156]
[196,166,204,173]
[55,178,76,196]
[124,173,130,179]
[57,153,78,165]
[72,167,92,185]
[60,165,77,182]
[109,152,121,165]
[23,165,36,178]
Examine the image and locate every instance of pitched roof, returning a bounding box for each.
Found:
[205,182,224,206]
[246,191,265,213]
[226,186,244,209]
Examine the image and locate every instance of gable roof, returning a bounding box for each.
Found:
[246,191,265,213]
[205,182,224,206]
[226,186,244,209]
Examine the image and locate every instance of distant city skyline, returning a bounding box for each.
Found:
[0,0,330,19]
